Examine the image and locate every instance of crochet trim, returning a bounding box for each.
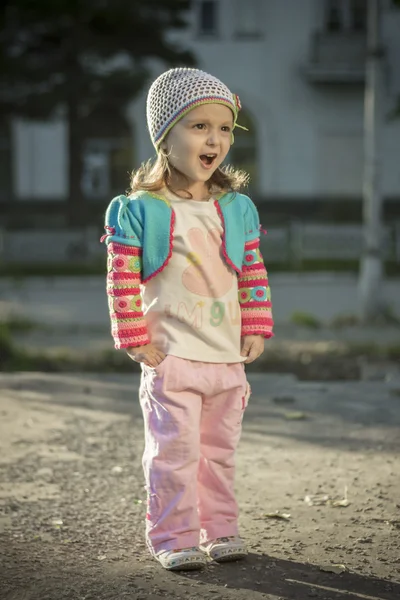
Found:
[109,243,142,255]
[240,270,268,280]
[240,300,272,308]
[113,326,149,339]
[100,225,116,242]
[241,330,274,339]
[238,278,269,289]
[111,322,147,334]
[135,190,172,206]
[147,68,240,147]
[237,241,274,338]
[109,287,141,297]
[107,272,140,282]
[107,243,149,348]
[241,314,274,323]
[115,337,150,349]
[245,238,259,251]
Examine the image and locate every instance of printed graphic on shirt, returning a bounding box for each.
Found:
[164,299,241,329]
[182,227,233,298]
[142,200,243,361]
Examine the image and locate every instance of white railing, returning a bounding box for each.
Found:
[0,223,399,265]
[0,227,103,264]
[259,222,397,264]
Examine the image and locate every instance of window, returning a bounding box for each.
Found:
[350,0,366,31]
[82,147,110,198]
[81,108,133,199]
[227,109,258,195]
[234,0,263,38]
[325,0,342,31]
[325,0,366,32]
[198,0,218,35]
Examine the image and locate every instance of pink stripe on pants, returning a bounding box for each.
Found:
[139,356,249,554]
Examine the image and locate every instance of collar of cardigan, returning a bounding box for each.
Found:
[134,189,228,207]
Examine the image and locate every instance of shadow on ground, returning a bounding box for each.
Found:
[188,552,400,600]
[1,547,399,600]
[1,372,399,599]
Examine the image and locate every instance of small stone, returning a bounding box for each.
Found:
[36,467,54,478]
[51,519,63,527]
[272,396,296,404]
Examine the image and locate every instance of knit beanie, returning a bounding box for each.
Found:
[146,67,242,149]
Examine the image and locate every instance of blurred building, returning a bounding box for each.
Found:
[2,0,400,228]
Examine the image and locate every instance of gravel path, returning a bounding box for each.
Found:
[1,372,399,599]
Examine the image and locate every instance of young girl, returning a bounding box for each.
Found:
[102,68,273,571]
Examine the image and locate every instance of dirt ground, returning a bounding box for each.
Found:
[0,371,399,600]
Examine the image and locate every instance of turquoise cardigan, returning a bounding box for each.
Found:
[102,191,261,282]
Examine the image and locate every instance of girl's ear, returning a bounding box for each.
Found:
[160,141,171,158]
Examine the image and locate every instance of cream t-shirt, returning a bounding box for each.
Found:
[142,194,244,363]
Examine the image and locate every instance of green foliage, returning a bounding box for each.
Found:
[0,261,106,277]
[1,259,400,278]
[0,315,39,332]
[0,1,195,223]
[391,99,400,119]
[2,337,400,376]
[0,323,14,365]
[330,314,360,329]
[0,0,195,119]
[290,311,321,329]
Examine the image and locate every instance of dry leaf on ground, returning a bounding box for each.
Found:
[305,487,350,508]
[331,498,350,507]
[264,511,291,521]
[305,494,330,506]
[272,396,296,404]
[284,411,307,420]
[319,564,347,575]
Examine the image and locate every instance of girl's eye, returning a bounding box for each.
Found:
[194,124,205,130]
[221,126,231,132]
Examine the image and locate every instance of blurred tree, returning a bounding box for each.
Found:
[0,0,195,224]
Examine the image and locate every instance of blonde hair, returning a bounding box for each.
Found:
[129,150,249,199]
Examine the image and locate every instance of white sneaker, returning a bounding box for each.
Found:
[201,536,247,562]
[155,546,207,571]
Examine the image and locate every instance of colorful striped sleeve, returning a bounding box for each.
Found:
[238,238,274,338]
[106,242,150,349]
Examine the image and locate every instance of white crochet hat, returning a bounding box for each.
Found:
[146,67,242,148]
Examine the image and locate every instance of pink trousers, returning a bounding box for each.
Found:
[139,355,249,554]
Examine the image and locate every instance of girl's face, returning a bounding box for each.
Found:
[162,103,234,198]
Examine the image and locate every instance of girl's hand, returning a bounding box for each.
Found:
[240,335,265,364]
[127,344,166,368]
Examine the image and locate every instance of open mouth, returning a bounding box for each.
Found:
[199,154,217,168]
